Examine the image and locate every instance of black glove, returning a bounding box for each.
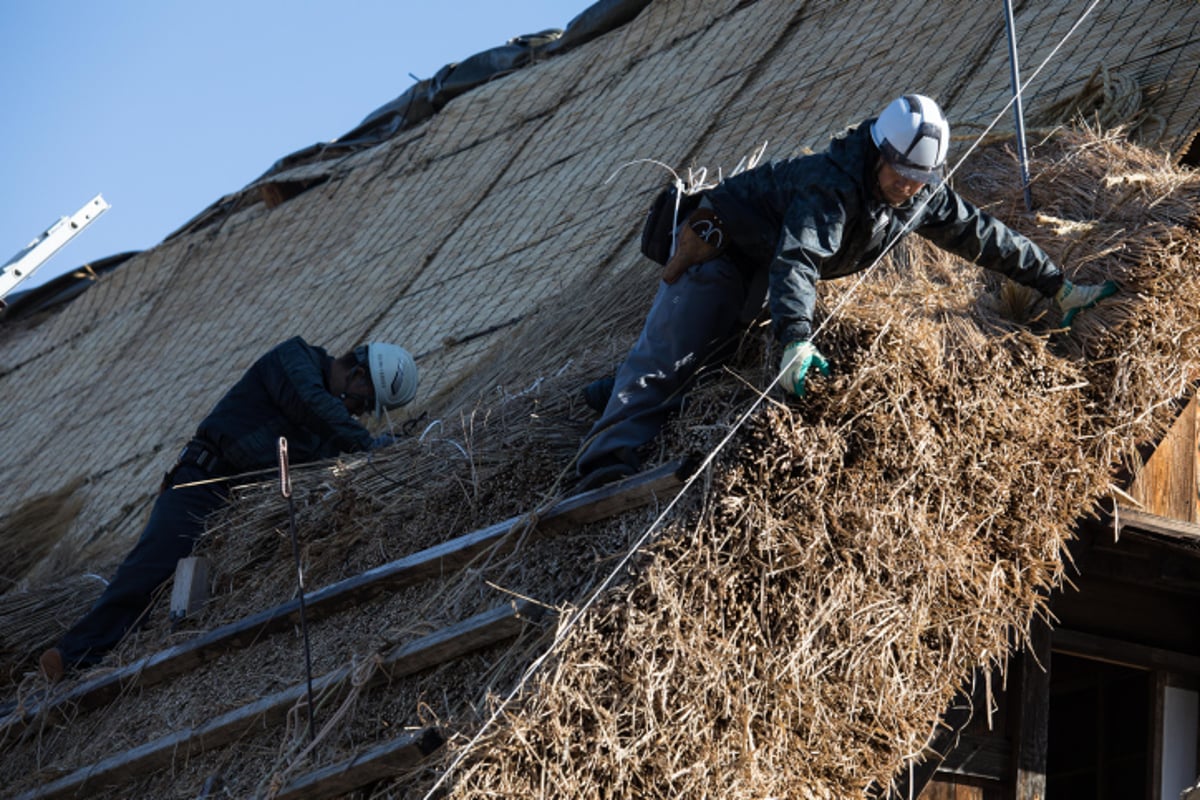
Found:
[370,433,397,450]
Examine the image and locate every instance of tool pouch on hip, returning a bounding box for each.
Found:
[663,206,729,281]
[640,184,702,265]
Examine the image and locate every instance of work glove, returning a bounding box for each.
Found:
[780,340,830,398]
[1055,278,1118,328]
[369,433,397,450]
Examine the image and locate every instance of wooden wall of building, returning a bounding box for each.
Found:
[1126,394,1200,523]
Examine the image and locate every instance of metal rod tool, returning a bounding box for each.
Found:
[279,437,316,744]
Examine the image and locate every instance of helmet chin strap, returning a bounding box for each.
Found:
[339,366,372,413]
[340,391,372,417]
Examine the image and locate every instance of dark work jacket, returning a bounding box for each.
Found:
[195,337,372,473]
[704,120,1065,344]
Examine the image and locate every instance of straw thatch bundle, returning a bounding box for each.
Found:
[0,478,87,590]
[0,576,105,685]
[0,479,101,681]
[386,128,1200,798]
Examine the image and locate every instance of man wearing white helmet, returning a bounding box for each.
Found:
[39,336,418,681]
[576,93,1117,490]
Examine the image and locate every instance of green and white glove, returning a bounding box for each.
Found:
[780,340,830,398]
[1055,279,1118,328]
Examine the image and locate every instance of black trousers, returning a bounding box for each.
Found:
[57,462,228,668]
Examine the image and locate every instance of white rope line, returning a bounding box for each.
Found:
[809,0,1102,348]
[605,146,768,255]
[421,3,1102,795]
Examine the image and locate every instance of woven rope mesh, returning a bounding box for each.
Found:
[3,1,1199,577]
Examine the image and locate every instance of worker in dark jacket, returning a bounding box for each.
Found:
[576,94,1117,490]
[39,336,419,681]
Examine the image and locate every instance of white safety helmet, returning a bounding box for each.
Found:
[360,342,418,419]
[870,94,951,184]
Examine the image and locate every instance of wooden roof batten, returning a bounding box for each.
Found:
[12,603,523,800]
[0,461,689,799]
[0,460,687,739]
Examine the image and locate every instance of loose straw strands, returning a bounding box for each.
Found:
[406,128,1200,799]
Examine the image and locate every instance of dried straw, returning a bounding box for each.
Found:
[394,127,1200,799]
[2,127,1198,800]
[0,477,87,591]
[0,575,106,684]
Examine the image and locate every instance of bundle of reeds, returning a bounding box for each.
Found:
[0,477,86,590]
[403,128,1200,797]
[0,575,105,683]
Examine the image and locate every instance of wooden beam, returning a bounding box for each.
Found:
[1151,671,1167,800]
[1012,618,1051,800]
[0,459,689,741]
[12,602,534,800]
[1053,628,1200,674]
[1114,506,1200,544]
[273,728,445,800]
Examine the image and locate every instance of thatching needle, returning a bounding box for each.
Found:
[279,437,316,744]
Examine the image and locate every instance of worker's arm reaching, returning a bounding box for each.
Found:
[266,337,373,454]
[917,186,1119,328]
[916,187,1064,295]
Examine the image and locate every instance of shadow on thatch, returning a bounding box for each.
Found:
[0,478,87,592]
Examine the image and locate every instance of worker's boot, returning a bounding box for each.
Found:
[39,647,65,683]
[576,447,639,493]
[581,376,615,413]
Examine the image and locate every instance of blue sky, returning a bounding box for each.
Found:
[0,0,578,292]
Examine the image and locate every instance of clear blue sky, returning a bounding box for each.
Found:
[0,0,579,292]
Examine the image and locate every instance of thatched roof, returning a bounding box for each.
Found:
[2,1,1200,797]
[3,0,1199,584]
